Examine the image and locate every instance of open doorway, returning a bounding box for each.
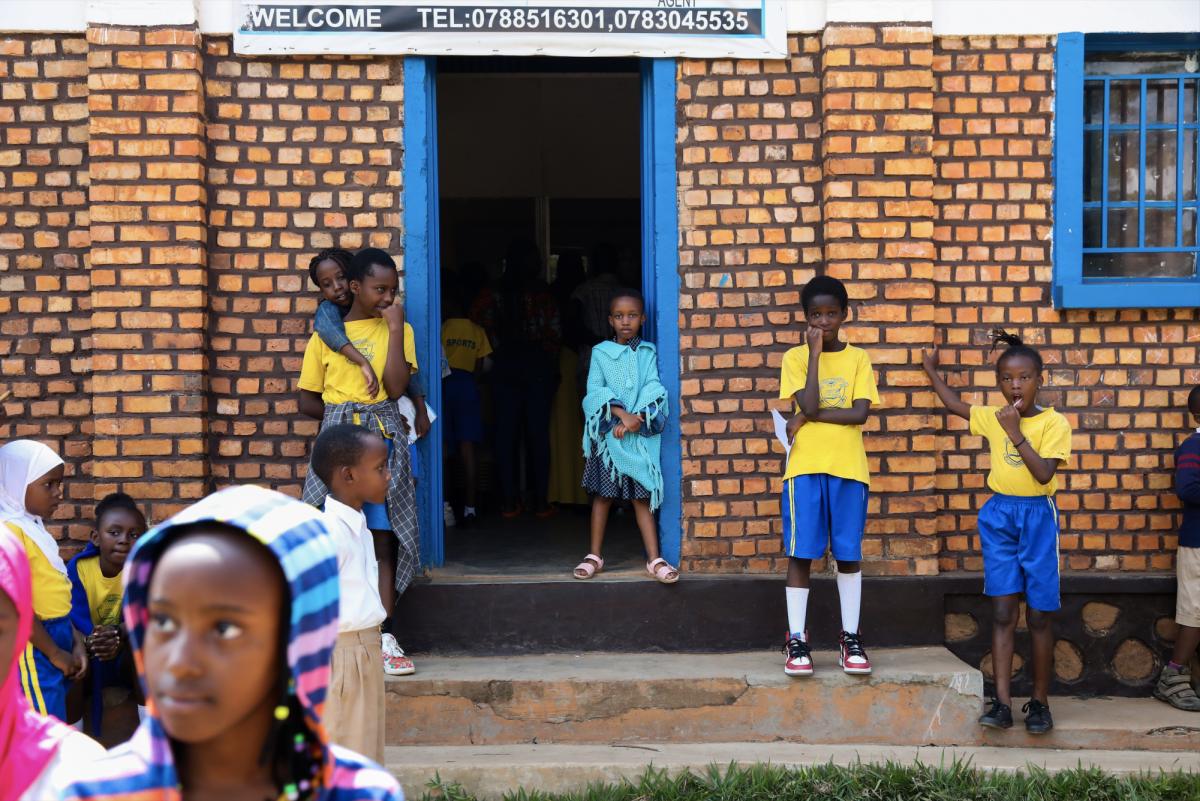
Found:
[435,56,648,577]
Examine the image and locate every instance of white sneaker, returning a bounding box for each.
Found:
[443,502,457,527]
[381,632,415,676]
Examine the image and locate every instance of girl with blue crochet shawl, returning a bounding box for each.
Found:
[575,290,677,583]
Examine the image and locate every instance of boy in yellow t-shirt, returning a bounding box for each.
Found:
[440,285,493,528]
[922,330,1071,735]
[298,247,418,677]
[66,492,147,733]
[778,276,879,679]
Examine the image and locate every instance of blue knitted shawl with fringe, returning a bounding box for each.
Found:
[582,339,668,511]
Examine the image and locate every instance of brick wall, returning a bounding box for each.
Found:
[676,35,823,573]
[0,34,91,540]
[88,25,208,522]
[933,35,1182,573]
[202,39,402,496]
[0,28,1190,573]
[677,30,1187,575]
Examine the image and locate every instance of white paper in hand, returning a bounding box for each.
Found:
[771,408,792,457]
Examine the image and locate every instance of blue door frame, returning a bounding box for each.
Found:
[403,56,681,569]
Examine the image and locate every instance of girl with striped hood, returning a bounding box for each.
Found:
[55,485,403,801]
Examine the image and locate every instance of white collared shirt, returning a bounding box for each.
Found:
[323,497,387,634]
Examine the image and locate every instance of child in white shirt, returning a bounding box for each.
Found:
[311,423,392,764]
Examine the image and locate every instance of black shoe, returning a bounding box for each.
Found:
[461,512,479,529]
[978,698,1013,729]
[1022,699,1053,734]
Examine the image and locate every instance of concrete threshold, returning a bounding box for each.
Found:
[387,742,1200,800]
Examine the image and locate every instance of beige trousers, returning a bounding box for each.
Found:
[325,627,385,765]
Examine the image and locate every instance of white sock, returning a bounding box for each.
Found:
[464,506,476,516]
[71,718,83,731]
[837,571,862,633]
[785,587,809,639]
[137,705,147,722]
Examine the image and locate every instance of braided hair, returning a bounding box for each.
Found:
[306,247,354,286]
[259,598,323,801]
[990,329,1043,373]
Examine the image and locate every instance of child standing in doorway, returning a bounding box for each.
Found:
[779,275,879,678]
[575,289,675,583]
[441,285,492,528]
[922,330,1072,734]
[300,247,418,677]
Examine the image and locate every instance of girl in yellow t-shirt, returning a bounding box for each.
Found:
[923,329,1072,736]
[0,440,88,722]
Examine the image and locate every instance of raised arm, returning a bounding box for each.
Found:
[921,347,972,420]
[798,326,824,418]
[380,303,412,399]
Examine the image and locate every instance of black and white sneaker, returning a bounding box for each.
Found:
[1022,699,1053,734]
[978,697,1013,729]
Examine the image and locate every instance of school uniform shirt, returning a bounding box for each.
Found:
[298,318,418,407]
[75,558,122,627]
[6,522,72,620]
[322,497,386,634]
[442,317,493,372]
[970,406,1072,497]
[779,344,880,485]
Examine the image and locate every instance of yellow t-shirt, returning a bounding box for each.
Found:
[298,318,418,406]
[779,344,880,485]
[441,317,493,372]
[6,521,72,620]
[970,406,1072,497]
[76,557,123,629]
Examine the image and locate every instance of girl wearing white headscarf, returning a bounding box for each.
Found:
[0,440,88,721]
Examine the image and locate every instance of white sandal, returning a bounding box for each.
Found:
[573,554,603,579]
[647,557,679,584]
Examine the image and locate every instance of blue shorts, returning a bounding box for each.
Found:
[362,436,394,529]
[19,614,72,721]
[978,493,1061,612]
[781,474,868,562]
[410,442,418,482]
[441,369,483,443]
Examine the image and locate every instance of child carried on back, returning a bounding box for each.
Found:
[574,289,677,584]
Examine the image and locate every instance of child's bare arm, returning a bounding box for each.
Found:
[921,346,972,420]
[380,303,412,399]
[995,404,1061,485]
[339,344,380,399]
[299,389,326,421]
[799,327,824,418]
[794,393,871,426]
[30,616,82,679]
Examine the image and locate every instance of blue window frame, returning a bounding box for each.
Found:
[1054,33,1200,308]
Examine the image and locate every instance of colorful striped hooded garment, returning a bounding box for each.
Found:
[55,484,403,801]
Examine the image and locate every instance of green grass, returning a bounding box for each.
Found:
[420,759,1200,801]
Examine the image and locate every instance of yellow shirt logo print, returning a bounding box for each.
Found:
[1002,438,1024,467]
[819,377,849,409]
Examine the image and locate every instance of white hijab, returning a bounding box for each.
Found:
[0,440,66,575]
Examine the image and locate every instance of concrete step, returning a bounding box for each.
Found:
[387,742,1200,800]
[385,647,984,747]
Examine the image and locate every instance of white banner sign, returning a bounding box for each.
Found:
[235,1,787,58]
